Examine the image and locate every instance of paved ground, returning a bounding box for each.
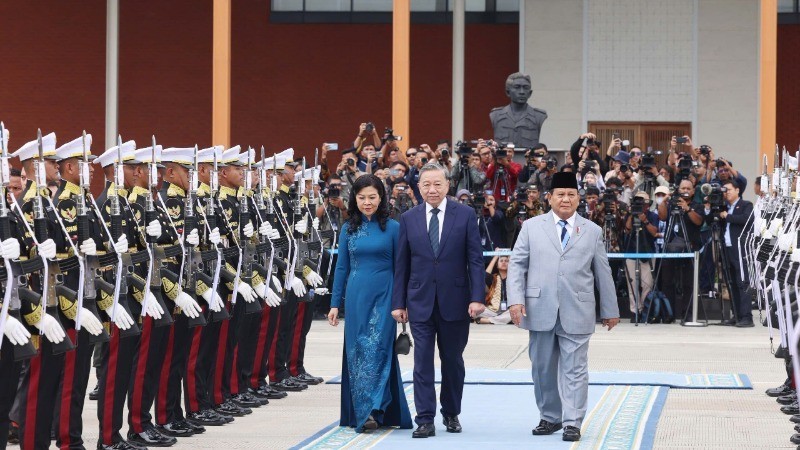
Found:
[16,318,796,449]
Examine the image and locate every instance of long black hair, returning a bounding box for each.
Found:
[346,174,390,233]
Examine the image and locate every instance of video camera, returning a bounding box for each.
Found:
[545,157,557,171]
[630,195,646,216]
[675,155,695,184]
[701,183,727,216]
[668,189,693,214]
[385,127,402,142]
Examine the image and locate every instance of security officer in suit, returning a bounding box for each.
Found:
[490,72,547,149]
[712,178,754,327]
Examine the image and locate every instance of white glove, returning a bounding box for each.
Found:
[185,229,200,246]
[769,219,783,236]
[35,314,66,344]
[290,277,307,297]
[146,220,162,238]
[792,249,800,263]
[267,228,280,240]
[271,275,283,293]
[79,308,104,336]
[80,239,97,256]
[202,289,224,312]
[778,228,795,251]
[314,287,329,296]
[259,222,273,236]
[112,234,128,254]
[143,292,164,319]
[253,282,267,299]
[208,227,221,245]
[3,315,31,346]
[174,291,202,319]
[312,217,320,231]
[264,287,282,307]
[304,269,323,287]
[103,305,134,331]
[242,222,254,238]
[0,238,20,260]
[38,239,56,260]
[294,218,308,235]
[237,281,256,303]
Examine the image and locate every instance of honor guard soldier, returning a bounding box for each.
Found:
[124,143,181,447]
[93,140,149,450]
[51,133,113,450]
[153,146,209,438]
[184,146,229,427]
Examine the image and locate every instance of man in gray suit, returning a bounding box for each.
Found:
[507,172,619,442]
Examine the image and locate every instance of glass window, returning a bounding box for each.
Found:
[779,0,796,13]
[496,0,520,12]
[447,0,486,12]
[306,0,351,11]
[411,0,438,12]
[352,0,392,11]
[272,0,303,11]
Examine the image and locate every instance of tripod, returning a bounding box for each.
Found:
[451,159,473,196]
[475,207,495,251]
[651,202,707,323]
[623,216,644,326]
[707,215,738,324]
[492,166,511,203]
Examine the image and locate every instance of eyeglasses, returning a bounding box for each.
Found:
[630,152,642,156]
[406,152,417,157]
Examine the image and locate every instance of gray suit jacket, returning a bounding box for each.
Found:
[507,212,618,335]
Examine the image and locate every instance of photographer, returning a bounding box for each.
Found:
[570,132,608,174]
[532,155,558,193]
[317,175,349,233]
[449,142,486,195]
[389,179,417,219]
[615,163,637,205]
[604,151,629,182]
[477,140,494,173]
[504,184,545,246]
[704,179,753,327]
[357,143,380,174]
[354,122,382,151]
[577,155,606,191]
[631,154,669,195]
[387,161,409,186]
[590,185,628,253]
[336,149,366,197]
[518,143,547,184]
[657,178,705,320]
[480,191,506,250]
[405,146,429,203]
[378,128,404,168]
[709,157,747,197]
[485,144,522,203]
[622,192,660,321]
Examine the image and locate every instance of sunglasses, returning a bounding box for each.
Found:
[630,152,642,156]
[406,152,417,157]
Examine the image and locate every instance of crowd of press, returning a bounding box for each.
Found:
[310,123,755,327]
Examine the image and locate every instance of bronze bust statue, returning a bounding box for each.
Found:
[490,72,547,149]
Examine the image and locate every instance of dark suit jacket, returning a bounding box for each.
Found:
[722,198,753,247]
[393,200,485,322]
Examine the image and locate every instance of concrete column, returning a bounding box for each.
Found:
[518,0,525,72]
[105,0,119,149]
[213,0,231,147]
[452,0,465,144]
[760,0,777,168]
[393,0,410,152]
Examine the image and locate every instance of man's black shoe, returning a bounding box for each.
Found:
[287,375,311,386]
[736,318,755,328]
[768,380,793,397]
[128,427,177,447]
[157,420,195,437]
[777,346,790,359]
[791,414,800,424]
[96,440,141,450]
[216,400,250,417]
[89,384,99,401]
[186,410,226,427]
[295,372,324,385]
[412,423,435,438]
[562,426,581,442]
[179,419,205,434]
[442,415,462,433]
[270,379,306,392]
[721,318,737,326]
[257,385,288,399]
[782,402,799,415]
[532,419,562,435]
[779,393,798,405]
[792,433,800,445]
[231,392,262,408]
[247,389,271,405]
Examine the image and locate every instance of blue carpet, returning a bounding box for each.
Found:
[326,368,751,389]
[293,383,669,449]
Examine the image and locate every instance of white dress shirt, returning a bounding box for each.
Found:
[552,211,577,245]
[425,197,447,242]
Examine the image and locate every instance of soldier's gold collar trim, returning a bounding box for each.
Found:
[128,185,149,202]
[109,182,128,198]
[219,185,237,199]
[167,183,186,197]
[60,180,81,198]
[279,184,290,194]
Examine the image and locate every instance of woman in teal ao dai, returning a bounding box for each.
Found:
[328,175,412,432]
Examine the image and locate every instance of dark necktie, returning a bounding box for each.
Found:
[559,219,569,250]
[429,208,440,254]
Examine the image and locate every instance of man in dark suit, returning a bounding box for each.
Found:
[392,163,486,438]
[717,179,754,327]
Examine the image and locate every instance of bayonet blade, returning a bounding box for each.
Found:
[37,129,43,161]
[0,122,6,157]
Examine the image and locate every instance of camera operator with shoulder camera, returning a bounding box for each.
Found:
[378,127,403,165]
[701,179,753,327]
[485,144,522,203]
[462,189,506,250]
[622,191,660,321]
[709,156,747,197]
[570,132,608,174]
[449,141,486,195]
[657,178,705,320]
[519,143,548,184]
[389,179,417,220]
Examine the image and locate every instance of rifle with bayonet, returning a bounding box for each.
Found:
[181,146,207,328]
[143,136,173,327]
[205,151,229,322]
[239,148,265,314]
[295,157,321,302]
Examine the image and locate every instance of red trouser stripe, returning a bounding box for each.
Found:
[289,303,306,376]
[22,353,42,450]
[267,311,281,380]
[102,327,120,445]
[131,316,152,433]
[213,318,229,405]
[156,325,175,425]
[59,328,78,449]
[251,307,270,388]
[230,347,239,395]
[186,326,202,413]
